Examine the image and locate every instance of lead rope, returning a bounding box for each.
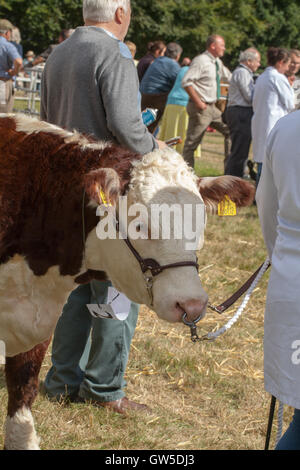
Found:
[265,397,284,450]
[200,258,270,341]
[275,401,284,447]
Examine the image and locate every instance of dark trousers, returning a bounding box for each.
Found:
[276,408,300,450]
[224,106,253,177]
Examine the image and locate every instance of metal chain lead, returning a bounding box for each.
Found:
[182,258,270,343]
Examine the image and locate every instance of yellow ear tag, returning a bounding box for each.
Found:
[218,195,237,216]
[99,188,112,206]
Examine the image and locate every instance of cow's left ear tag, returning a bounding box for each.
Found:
[99,187,112,206]
[218,195,236,216]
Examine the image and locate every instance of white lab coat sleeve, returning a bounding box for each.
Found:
[256,128,279,259]
[272,75,295,112]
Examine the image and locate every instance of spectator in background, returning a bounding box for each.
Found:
[137,40,166,82]
[32,29,75,66]
[141,42,182,133]
[286,49,300,86]
[22,50,35,87]
[182,35,231,170]
[251,47,294,185]
[225,48,261,178]
[0,19,22,113]
[158,57,200,157]
[10,26,23,57]
[181,57,191,67]
[125,40,138,66]
[23,50,35,67]
[286,49,300,108]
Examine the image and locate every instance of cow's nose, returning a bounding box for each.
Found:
[178,297,208,323]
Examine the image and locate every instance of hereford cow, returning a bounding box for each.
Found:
[0,114,254,449]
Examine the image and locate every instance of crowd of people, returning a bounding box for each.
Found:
[138,36,300,185]
[1,0,300,450]
[2,15,300,183]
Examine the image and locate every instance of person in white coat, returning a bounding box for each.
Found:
[256,110,300,450]
[251,47,294,185]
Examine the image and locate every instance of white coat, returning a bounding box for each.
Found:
[251,66,294,163]
[256,110,300,409]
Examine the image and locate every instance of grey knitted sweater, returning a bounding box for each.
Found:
[40,26,157,155]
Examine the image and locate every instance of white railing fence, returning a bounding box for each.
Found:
[13,65,44,116]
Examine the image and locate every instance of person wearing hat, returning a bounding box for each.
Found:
[24,50,35,66]
[22,50,36,87]
[0,19,23,112]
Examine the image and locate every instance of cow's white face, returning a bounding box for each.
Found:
[85,149,208,324]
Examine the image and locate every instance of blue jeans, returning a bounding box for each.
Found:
[275,409,300,450]
[44,281,139,402]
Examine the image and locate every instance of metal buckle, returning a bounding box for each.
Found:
[144,273,154,306]
[208,303,225,314]
[182,312,203,342]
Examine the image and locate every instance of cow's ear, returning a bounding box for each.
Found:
[84,168,120,206]
[197,176,255,212]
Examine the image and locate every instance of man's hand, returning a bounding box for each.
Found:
[195,100,207,111]
[184,85,207,111]
[8,58,23,77]
[156,139,168,149]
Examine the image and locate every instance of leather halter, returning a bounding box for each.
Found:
[115,217,199,306]
[81,191,199,308]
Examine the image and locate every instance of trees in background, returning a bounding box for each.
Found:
[0,0,82,54]
[1,0,300,69]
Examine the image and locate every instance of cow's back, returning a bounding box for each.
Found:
[0,115,102,274]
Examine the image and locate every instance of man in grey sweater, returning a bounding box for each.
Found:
[42,0,165,414]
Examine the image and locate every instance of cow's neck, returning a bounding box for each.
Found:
[0,119,142,280]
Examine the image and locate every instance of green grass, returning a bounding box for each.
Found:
[13,90,40,115]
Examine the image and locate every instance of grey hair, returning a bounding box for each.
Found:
[11,27,21,44]
[290,49,300,57]
[165,42,183,60]
[83,0,130,23]
[239,48,259,63]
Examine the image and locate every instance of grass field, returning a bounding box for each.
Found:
[0,131,291,450]
[13,89,40,115]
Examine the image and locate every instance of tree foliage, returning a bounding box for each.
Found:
[0,0,82,53]
[1,0,300,69]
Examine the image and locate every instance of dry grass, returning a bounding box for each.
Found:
[0,132,292,450]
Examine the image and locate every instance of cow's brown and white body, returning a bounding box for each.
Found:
[0,114,254,449]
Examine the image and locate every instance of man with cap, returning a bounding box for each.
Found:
[0,19,22,112]
[24,50,35,66]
